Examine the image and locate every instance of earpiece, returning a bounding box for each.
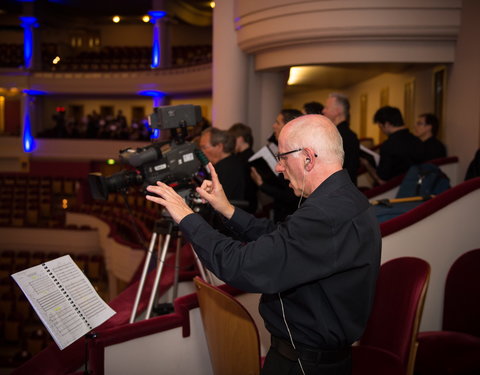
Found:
[305,158,311,165]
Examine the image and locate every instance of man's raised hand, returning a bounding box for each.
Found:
[196,162,235,219]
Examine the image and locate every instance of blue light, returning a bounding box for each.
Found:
[138,90,166,97]
[148,11,167,20]
[23,89,47,95]
[23,112,36,152]
[151,128,160,139]
[20,16,38,69]
[151,35,160,68]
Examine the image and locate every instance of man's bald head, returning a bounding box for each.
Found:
[280,115,344,166]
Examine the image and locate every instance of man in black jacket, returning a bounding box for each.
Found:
[146,115,381,375]
[323,93,360,185]
[369,106,425,184]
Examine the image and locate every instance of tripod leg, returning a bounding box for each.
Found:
[171,236,182,302]
[129,232,158,323]
[145,233,171,319]
[190,244,213,284]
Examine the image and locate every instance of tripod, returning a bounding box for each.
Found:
[129,218,209,323]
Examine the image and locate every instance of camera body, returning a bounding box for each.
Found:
[88,104,208,205]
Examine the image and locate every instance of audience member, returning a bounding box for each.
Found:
[251,109,302,222]
[228,123,258,213]
[199,127,245,202]
[367,106,424,184]
[146,114,381,375]
[413,113,447,160]
[322,93,360,185]
[303,101,324,114]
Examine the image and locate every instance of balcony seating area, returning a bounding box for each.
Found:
[0,174,81,228]
[0,43,23,68]
[1,43,212,71]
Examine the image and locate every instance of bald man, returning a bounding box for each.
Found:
[146,115,381,375]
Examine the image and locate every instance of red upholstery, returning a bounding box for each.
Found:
[353,257,430,375]
[352,345,404,375]
[415,249,480,375]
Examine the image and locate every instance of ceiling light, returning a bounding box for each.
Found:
[210,2,215,8]
[52,56,60,64]
[287,67,303,85]
[112,15,120,23]
[142,15,150,23]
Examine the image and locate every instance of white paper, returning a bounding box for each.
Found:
[248,143,279,175]
[360,144,380,167]
[11,255,116,350]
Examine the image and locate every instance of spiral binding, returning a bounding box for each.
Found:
[42,263,93,330]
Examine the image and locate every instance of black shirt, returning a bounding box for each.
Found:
[337,121,360,185]
[377,128,424,181]
[214,154,246,202]
[422,137,447,161]
[236,148,258,213]
[180,170,381,348]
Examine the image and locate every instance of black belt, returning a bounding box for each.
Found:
[271,336,351,364]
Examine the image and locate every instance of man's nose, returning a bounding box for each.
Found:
[275,162,284,173]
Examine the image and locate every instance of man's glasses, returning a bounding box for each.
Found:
[275,148,303,162]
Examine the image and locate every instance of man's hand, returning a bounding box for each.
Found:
[146,182,194,224]
[196,162,235,219]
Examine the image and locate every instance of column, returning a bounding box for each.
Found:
[212,0,248,128]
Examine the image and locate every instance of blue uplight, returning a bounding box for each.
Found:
[23,89,47,95]
[151,35,160,68]
[138,90,166,97]
[23,112,36,152]
[151,128,160,139]
[148,11,167,20]
[20,16,38,69]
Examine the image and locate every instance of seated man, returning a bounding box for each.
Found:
[366,106,424,184]
[413,113,447,161]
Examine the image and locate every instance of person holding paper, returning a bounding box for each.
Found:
[251,109,302,222]
[146,114,381,375]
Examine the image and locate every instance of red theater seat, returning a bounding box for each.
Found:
[415,248,480,375]
[353,257,430,375]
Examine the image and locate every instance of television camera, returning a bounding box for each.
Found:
[88,104,209,209]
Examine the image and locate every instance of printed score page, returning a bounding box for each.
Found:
[12,255,115,350]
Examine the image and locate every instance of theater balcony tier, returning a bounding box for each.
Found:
[0,63,212,96]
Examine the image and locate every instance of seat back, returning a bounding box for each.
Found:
[359,257,430,372]
[443,248,480,336]
[193,276,261,375]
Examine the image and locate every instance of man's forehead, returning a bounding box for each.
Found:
[200,132,211,144]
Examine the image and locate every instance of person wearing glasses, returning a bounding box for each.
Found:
[146,114,381,375]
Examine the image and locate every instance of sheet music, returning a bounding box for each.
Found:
[12,255,115,350]
[248,143,279,175]
[360,144,380,167]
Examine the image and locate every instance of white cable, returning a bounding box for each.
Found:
[278,293,306,375]
[297,166,307,208]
